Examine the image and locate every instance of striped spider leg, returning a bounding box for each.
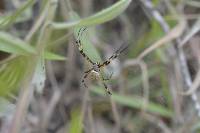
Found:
[75,27,128,95]
[97,44,129,68]
[75,27,95,65]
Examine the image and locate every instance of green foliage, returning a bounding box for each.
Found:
[51,0,132,29]
[0,32,36,55]
[0,31,67,60]
[44,51,66,61]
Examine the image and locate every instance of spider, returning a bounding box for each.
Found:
[75,27,128,95]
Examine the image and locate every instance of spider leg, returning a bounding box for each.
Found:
[98,44,129,68]
[81,69,93,88]
[84,68,93,73]
[77,27,87,41]
[98,73,112,95]
[75,28,95,65]
[102,82,112,95]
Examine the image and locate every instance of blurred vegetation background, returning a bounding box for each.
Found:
[0,0,200,133]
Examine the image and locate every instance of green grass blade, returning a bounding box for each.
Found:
[91,87,173,118]
[69,108,83,133]
[51,0,132,29]
[44,51,66,61]
[0,32,36,55]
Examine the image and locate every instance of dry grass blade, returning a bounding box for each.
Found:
[179,17,200,47]
[137,18,186,60]
[181,69,200,95]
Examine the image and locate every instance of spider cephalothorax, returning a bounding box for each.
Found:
[75,27,128,95]
[93,62,101,73]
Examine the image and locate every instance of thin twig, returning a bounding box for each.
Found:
[25,9,46,41]
[181,69,200,95]
[124,59,150,111]
[179,17,200,47]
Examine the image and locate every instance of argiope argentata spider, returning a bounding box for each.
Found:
[75,27,128,95]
